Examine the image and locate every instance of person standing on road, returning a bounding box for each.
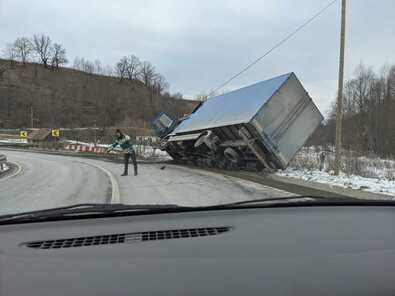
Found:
[107,129,138,176]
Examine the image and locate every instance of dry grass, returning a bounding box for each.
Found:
[290,147,395,180]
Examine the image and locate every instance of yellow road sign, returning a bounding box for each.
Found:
[20,131,28,138]
[51,129,60,137]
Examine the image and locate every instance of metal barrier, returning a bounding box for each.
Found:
[0,154,7,171]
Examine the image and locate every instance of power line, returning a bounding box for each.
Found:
[208,0,338,97]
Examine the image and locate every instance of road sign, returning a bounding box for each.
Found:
[20,131,28,138]
[51,129,60,137]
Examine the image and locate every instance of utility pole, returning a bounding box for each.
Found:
[334,0,346,176]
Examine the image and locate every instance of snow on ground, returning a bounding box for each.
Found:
[0,139,28,144]
[277,168,395,197]
[62,139,170,160]
[61,139,107,147]
[134,145,171,160]
[292,147,395,180]
[279,147,395,197]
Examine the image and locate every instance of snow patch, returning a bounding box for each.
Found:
[0,139,28,144]
[61,139,171,160]
[277,168,395,197]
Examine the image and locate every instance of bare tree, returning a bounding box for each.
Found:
[2,43,17,65]
[94,59,103,74]
[152,74,169,95]
[13,37,33,64]
[50,43,68,69]
[125,55,141,80]
[73,57,82,69]
[83,60,95,74]
[319,62,395,158]
[73,57,95,73]
[140,61,156,87]
[115,57,128,81]
[32,34,52,67]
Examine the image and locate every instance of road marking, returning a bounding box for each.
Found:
[75,161,121,203]
[0,161,23,182]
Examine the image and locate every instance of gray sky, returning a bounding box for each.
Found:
[1,0,395,115]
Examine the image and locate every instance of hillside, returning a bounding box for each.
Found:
[0,59,197,129]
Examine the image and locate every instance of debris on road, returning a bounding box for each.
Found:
[0,163,9,173]
[0,154,9,173]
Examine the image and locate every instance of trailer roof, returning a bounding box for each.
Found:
[173,72,293,134]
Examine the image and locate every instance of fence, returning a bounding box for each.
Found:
[289,146,395,180]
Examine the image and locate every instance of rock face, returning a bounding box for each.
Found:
[0,59,197,129]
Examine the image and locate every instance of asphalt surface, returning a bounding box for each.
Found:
[194,167,350,199]
[0,150,294,215]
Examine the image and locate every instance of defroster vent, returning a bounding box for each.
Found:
[22,226,232,250]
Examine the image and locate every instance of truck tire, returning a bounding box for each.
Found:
[194,131,218,151]
[224,147,240,164]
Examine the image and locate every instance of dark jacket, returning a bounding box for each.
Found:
[110,134,134,153]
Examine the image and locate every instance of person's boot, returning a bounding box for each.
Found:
[121,172,128,176]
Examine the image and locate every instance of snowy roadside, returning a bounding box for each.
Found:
[0,139,28,144]
[277,168,395,197]
[61,139,171,160]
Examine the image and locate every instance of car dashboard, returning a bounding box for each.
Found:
[1,206,395,295]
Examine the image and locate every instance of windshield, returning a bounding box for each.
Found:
[0,0,394,219]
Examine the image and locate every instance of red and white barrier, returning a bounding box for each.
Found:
[64,144,106,154]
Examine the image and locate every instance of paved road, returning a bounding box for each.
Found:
[0,150,294,215]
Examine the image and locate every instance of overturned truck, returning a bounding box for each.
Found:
[152,73,324,171]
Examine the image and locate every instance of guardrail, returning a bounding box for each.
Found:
[0,154,7,171]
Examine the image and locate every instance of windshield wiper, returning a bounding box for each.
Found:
[214,195,330,207]
[0,197,324,223]
[0,203,190,224]
[208,195,395,209]
[0,196,387,225]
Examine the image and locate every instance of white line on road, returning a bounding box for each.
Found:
[0,161,23,182]
[75,161,121,203]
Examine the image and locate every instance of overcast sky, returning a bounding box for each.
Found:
[1,0,395,115]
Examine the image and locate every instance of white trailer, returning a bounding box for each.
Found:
[152,73,323,171]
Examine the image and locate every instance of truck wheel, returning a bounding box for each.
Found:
[224,147,240,164]
[194,131,218,151]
